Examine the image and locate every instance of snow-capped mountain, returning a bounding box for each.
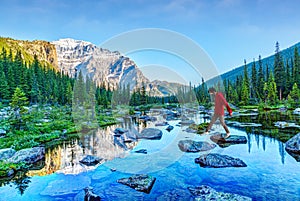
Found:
[51,38,152,92]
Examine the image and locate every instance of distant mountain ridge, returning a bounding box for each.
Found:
[0,37,184,96]
[214,42,300,82]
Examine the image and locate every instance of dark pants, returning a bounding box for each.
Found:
[206,114,230,133]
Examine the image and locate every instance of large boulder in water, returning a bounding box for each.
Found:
[117,174,156,194]
[178,140,216,152]
[137,128,162,140]
[210,133,247,148]
[8,147,45,164]
[195,153,247,168]
[285,133,300,161]
[80,155,103,166]
[188,185,252,200]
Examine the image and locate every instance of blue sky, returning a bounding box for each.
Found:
[1,0,300,84]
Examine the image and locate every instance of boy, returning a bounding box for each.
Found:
[203,87,232,138]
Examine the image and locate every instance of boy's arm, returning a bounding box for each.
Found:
[219,93,232,116]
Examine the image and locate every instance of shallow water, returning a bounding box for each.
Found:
[0,114,300,201]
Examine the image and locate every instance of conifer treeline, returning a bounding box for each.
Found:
[0,48,74,104]
[1,42,299,108]
[221,43,300,106]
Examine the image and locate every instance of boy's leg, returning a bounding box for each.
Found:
[205,114,218,132]
[219,115,230,134]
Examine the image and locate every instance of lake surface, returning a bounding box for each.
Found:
[0,112,300,200]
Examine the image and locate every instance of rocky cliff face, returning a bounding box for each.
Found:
[0,37,58,70]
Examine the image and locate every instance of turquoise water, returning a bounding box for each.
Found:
[0,115,300,200]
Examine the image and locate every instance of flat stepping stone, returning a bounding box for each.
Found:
[117,174,156,194]
[79,155,103,166]
[195,153,247,168]
[210,134,247,148]
[178,140,216,152]
[188,185,251,200]
[137,128,162,140]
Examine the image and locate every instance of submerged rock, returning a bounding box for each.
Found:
[155,122,168,126]
[134,149,147,154]
[188,185,252,200]
[8,147,45,164]
[195,153,247,168]
[41,175,91,196]
[178,140,216,152]
[210,134,247,148]
[137,128,162,140]
[285,133,300,161]
[117,174,156,194]
[0,148,16,160]
[80,155,103,166]
[84,187,101,201]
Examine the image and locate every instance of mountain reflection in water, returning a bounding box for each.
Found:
[28,124,138,176]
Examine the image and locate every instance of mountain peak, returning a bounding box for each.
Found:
[51,38,94,49]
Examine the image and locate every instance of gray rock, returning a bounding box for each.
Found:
[188,185,252,200]
[137,128,162,140]
[285,133,300,161]
[166,125,174,132]
[8,147,45,164]
[139,116,157,122]
[274,121,300,129]
[185,128,197,133]
[293,108,300,115]
[0,148,16,160]
[0,128,6,135]
[155,122,169,126]
[157,188,193,200]
[226,121,262,128]
[117,174,156,194]
[120,128,138,142]
[210,134,247,148]
[80,155,103,166]
[7,169,15,177]
[113,128,128,136]
[178,140,216,152]
[134,149,147,154]
[84,187,101,201]
[195,153,247,168]
[180,120,195,126]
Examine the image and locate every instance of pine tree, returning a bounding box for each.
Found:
[288,82,300,101]
[10,87,29,130]
[266,72,278,105]
[285,59,292,94]
[258,55,265,100]
[251,59,257,100]
[266,63,270,82]
[294,46,300,87]
[274,42,285,100]
[241,60,250,104]
[0,71,10,100]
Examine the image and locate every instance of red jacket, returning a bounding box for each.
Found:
[214,92,232,116]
